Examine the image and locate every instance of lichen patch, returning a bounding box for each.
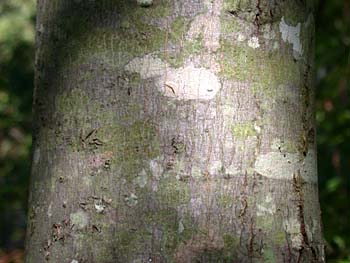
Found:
[125,55,166,79]
[150,157,163,179]
[124,193,138,207]
[125,56,221,101]
[133,169,148,188]
[283,218,303,249]
[257,194,276,216]
[162,64,221,100]
[254,152,299,180]
[209,160,223,175]
[279,17,302,57]
[33,147,40,165]
[254,149,317,183]
[186,14,221,51]
[186,0,223,51]
[94,200,106,214]
[47,202,52,218]
[247,37,260,49]
[301,149,318,183]
[70,210,89,230]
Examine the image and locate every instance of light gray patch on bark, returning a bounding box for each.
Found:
[133,169,148,188]
[247,36,260,49]
[33,147,40,165]
[70,210,89,230]
[279,16,302,58]
[255,148,318,183]
[283,218,303,249]
[125,56,221,100]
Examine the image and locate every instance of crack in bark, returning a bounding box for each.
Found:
[254,0,262,32]
[293,171,318,262]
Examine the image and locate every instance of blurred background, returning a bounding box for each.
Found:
[0,0,349,262]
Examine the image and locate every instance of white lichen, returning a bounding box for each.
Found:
[174,159,186,180]
[125,193,138,207]
[94,200,106,213]
[209,160,223,175]
[178,220,185,234]
[162,64,221,100]
[237,33,246,42]
[70,210,89,230]
[226,164,239,177]
[137,0,153,7]
[254,124,262,134]
[257,204,276,216]
[125,55,166,79]
[283,218,303,249]
[47,202,52,218]
[301,149,318,183]
[191,166,203,179]
[254,152,299,180]
[248,37,260,49]
[279,17,302,57]
[255,142,318,183]
[257,194,276,216]
[125,56,221,100]
[150,157,163,179]
[133,169,148,188]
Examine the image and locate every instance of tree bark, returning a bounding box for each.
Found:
[26,0,324,262]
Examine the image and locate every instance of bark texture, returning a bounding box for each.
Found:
[26,0,324,262]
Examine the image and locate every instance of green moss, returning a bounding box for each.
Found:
[144,208,179,254]
[55,88,89,120]
[255,214,287,246]
[158,16,205,68]
[223,233,239,248]
[184,33,205,55]
[114,227,151,260]
[191,166,203,179]
[156,175,191,206]
[272,138,299,153]
[273,231,286,245]
[191,233,239,262]
[262,248,276,263]
[193,249,226,262]
[217,193,233,208]
[169,16,188,43]
[94,120,160,177]
[256,215,274,230]
[220,13,242,35]
[222,233,239,260]
[142,209,196,260]
[219,40,301,99]
[222,0,241,12]
[232,122,257,139]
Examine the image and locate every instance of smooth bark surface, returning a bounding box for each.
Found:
[26,0,324,262]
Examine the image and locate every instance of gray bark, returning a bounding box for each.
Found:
[26,0,324,262]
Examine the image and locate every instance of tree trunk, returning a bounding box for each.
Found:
[26,0,324,262]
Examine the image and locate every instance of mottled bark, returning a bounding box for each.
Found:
[26,0,324,262]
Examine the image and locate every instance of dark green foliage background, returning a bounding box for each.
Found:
[0,0,348,261]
